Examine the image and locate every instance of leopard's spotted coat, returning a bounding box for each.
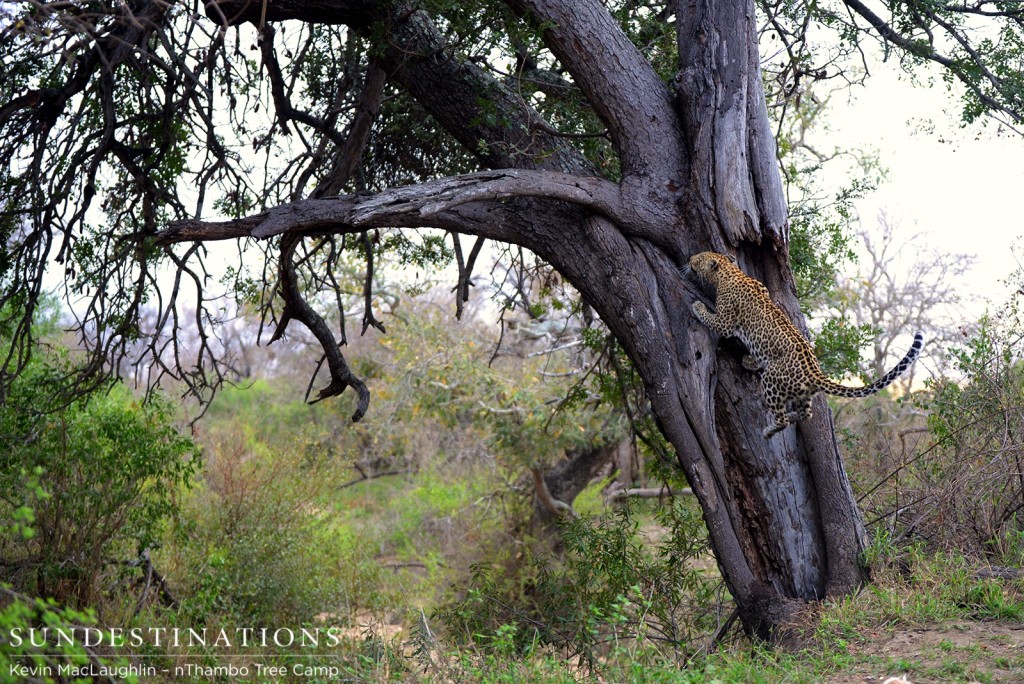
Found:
[685,251,923,438]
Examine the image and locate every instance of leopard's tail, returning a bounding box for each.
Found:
[818,332,923,398]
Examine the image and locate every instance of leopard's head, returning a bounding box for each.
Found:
[684,251,735,286]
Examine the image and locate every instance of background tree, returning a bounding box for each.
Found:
[2,0,1022,639]
[835,211,977,386]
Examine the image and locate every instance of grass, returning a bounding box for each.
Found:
[164,409,1024,683]
[52,330,1024,683]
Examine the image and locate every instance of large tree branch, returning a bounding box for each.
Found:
[208,0,377,27]
[506,0,685,177]
[158,170,646,245]
[203,1,686,246]
[210,1,595,175]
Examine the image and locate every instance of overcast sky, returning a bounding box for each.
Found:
[820,56,1024,318]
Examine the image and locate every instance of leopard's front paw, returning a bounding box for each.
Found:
[763,416,789,438]
[691,301,709,318]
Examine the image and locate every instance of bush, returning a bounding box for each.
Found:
[0,362,199,606]
[438,496,722,667]
[170,427,383,625]
[0,586,140,684]
[849,276,1024,564]
[917,305,1024,561]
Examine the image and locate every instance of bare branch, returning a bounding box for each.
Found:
[271,234,370,420]
[605,485,694,502]
[450,233,485,320]
[359,231,386,334]
[314,58,388,198]
[531,466,577,518]
[842,0,1023,129]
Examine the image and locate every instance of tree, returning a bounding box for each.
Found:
[836,211,976,386]
[2,0,1022,639]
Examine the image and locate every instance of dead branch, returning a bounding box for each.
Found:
[337,469,409,489]
[531,466,577,518]
[605,485,693,503]
[272,233,370,419]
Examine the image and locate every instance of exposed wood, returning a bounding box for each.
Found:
[605,485,694,503]
[531,466,577,519]
[159,170,637,244]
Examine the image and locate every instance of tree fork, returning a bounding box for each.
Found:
[161,0,872,640]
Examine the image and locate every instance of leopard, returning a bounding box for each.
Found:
[684,251,923,438]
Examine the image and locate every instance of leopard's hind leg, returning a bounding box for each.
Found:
[760,367,792,438]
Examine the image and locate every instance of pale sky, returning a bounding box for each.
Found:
[820,58,1024,317]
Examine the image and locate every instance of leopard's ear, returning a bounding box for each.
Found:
[709,259,720,270]
[726,254,737,264]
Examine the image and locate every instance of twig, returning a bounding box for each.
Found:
[700,607,739,656]
[337,469,409,489]
[527,339,584,357]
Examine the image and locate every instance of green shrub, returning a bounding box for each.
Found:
[171,430,383,625]
[911,300,1024,561]
[0,369,199,606]
[0,586,140,684]
[438,497,720,666]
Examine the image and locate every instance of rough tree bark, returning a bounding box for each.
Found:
[158,0,868,639]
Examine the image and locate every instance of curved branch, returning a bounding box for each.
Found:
[272,234,371,419]
[451,234,485,320]
[842,0,957,67]
[842,0,1023,128]
[157,169,645,244]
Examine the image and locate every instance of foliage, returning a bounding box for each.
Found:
[0,587,141,684]
[839,256,1024,568]
[166,417,381,626]
[424,544,1024,683]
[0,295,1015,681]
[763,0,1024,132]
[0,350,199,606]
[5,0,1015,413]
[362,302,627,474]
[438,497,721,666]
[912,285,1024,561]
[0,302,195,677]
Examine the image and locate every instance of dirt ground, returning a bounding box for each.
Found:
[826,621,1024,684]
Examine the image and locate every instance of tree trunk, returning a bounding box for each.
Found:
[532,440,625,524]
[166,0,869,640]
